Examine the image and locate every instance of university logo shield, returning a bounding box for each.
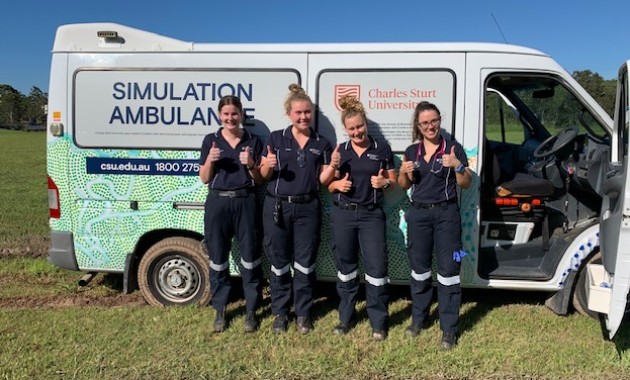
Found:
[334,85,361,111]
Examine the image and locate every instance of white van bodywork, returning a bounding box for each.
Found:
[46,23,627,337]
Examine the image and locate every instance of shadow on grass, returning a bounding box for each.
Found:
[100,273,621,346]
[606,314,630,354]
[213,278,556,334]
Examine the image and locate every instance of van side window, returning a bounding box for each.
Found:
[483,75,609,180]
[485,90,526,146]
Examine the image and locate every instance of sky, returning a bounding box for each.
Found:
[1,0,628,95]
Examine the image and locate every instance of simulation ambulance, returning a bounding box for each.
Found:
[46,23,630,338]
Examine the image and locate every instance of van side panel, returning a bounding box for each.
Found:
[47,53,79,270]
[308,52,473,284]
[56,52,306,272]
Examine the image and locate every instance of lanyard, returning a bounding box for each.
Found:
[416,137,446,163]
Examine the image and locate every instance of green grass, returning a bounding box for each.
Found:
[2,131,630,379]
[0,129,49,255]
[1,257,629,379]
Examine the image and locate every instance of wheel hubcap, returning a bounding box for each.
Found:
[156,257,200,302]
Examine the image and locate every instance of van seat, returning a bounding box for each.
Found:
[495,173,556,198]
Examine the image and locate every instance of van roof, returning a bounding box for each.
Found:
[53,23,548,57]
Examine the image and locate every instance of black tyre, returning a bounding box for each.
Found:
[138,237,211,306]
[572,251,601,319]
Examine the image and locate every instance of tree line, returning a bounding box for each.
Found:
[0,85,48,126]
[0,70,616,128]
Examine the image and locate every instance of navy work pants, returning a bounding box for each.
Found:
[331,206,389,331]
[406,201,462,334]
[263,196,321,318]
[204,193,262,313]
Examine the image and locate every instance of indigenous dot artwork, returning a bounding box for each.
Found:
[49,137,481,286]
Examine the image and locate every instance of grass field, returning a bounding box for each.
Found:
[0,129,49,256]
[1,130,630,379]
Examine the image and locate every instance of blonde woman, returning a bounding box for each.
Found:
[260,84,338,334]
[327,96,395,341]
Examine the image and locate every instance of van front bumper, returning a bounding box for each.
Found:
[48,231,78,271]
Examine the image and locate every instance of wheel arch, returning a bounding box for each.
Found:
[122,229,204,294]
[545,223,601,315]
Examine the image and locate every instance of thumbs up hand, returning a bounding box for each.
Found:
[371,168,388,189]
[330,144,341,169]
[209,141,221,162]
[337,172,352,193]
[266,145,277,169]
[400,155,415,175]
[441,146,460,169]
[240,146,253,168]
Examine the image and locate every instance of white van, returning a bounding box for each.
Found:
[46,23,629,338]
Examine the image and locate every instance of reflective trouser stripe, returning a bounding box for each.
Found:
[241,257,262,270]
[271,264,290,276]
[337,270,358,282]
[294,262,316,275]
[411,270,432,282]
[210,261,229,272]
[437,274,460,286]
[365,274,389,287]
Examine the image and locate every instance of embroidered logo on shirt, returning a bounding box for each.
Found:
[367,154,380,161]
[309,148,321,155]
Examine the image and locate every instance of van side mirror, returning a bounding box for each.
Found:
[533,89,554,99]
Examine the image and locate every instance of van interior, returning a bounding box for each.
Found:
[479,74,610,285]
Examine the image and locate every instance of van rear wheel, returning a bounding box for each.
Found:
[138,237,211,306]
[572,251,601,319]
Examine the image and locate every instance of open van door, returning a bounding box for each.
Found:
[595,61,630,339]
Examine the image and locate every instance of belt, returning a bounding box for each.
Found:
[268,192,317,204]
[334,201,380,211]
[211,188,254,198]
[412,198,457,209]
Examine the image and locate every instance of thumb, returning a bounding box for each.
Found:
[450,146,456,156]
[402,155,408,162]
[333,144,340,153]
[343,172,350,180]
[211,141,217,149]
[379,168,385,177]
[244,146,250,154]
[267,145,273,155]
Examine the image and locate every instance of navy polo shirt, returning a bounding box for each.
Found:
[403,136,468,204]
[199,128,262,191]
[263,126,332,196]
[333,136,395,206]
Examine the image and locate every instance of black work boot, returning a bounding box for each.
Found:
[372,329,388,341]
[440,331,458,349]
[404,321,424,337]
[213,309,227,333]
[244,311,258,333]
[332,323,350,335]
[272,315,288,334]
[296,316,314,334]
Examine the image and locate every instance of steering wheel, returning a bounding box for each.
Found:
[533,126,579,158]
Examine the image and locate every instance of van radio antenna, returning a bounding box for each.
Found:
[491,13,509,44]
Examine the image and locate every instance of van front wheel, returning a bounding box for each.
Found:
[137,237,211,306]
[572,251,601,319]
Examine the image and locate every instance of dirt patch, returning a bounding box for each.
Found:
[0,292,147,308]
[0,236,50,258]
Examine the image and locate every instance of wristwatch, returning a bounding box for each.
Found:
[455,163,465,174]
[383,179,391,189]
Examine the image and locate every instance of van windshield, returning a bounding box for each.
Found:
[487,75,609,143]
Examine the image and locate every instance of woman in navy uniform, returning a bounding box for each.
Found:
[398,101,472,349]
[260,84,338,334]
[199,95,263,333]
[327,96,395,341]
